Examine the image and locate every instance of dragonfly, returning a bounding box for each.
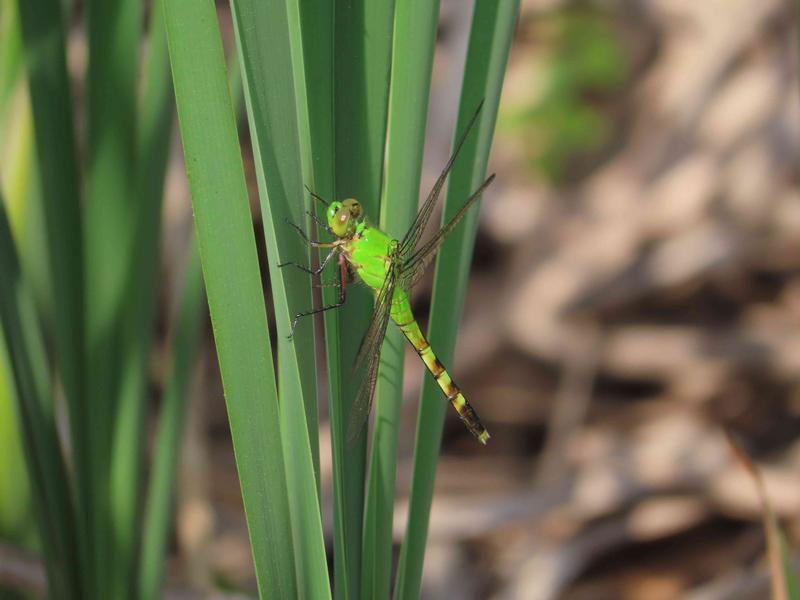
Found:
[281,103,494,444]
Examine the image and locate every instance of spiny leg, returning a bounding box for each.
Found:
[306,210,334,235]
[288,253,348,339]
[285,217,336,247]
[302,185,334,233]
[278,246,337,276]
[315,263,354,288]
[304,184,329,208]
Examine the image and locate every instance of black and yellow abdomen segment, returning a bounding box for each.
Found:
[391,295,490,444]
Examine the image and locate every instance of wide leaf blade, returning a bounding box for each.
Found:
[228,0,330,596]
[162,0,296,595]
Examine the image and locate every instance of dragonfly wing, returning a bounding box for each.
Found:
[346,261,398,442]
[400,173,495,288]
[353,261,398,373]
[398,101,485,258]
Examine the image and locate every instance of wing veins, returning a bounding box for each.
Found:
[401,174,495,288]
[347,257,400,442]
[399,101,485,258]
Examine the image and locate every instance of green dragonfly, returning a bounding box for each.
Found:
[282,104,494,444]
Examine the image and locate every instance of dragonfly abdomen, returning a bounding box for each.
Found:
[392,302,490,444]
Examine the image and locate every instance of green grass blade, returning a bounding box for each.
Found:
[393,2,518,598]
[333,0,396,217]
[162,0,297,595]
[14,0,89,589]
[227,45,244,122]
[0,3,52,328]
[290,0,333,210]
[14,0,84,462]
[379,0,439,236]
[228,0,330,595]
[83,0,141,589]
[228,0,319,457]
[0,32,37,551]
[327,2,397,598]
[360,1,441,597]
[285,0,330,420]
[780,532,800,600]
[0,0,23,127]
[0,332,34,548]
[108,0,176,595]
[285,0,322,490]
[1,99,32,238]
[8,113,53,333]
[0,194,81,599]
[1,3,44,554]
[1,63,44,315]
[139,238,205,600]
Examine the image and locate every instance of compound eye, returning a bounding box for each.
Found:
[342,198,362,219]
[328,202,341,222]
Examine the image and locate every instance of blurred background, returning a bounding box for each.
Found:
[408,0,800,597]
[4,0,800,598]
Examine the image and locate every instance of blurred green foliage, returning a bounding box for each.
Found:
[501,5,626,183]
[0,343,35,548]
[0,0,36,553]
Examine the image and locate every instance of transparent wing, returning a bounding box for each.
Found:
[398,101,484,258]
[400,174,495,288]
[346,261,399,443]
[353,260,397,373]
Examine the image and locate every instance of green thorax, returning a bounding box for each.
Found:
[343,220,414,326]
[342,220,397,292]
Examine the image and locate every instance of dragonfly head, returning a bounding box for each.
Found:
[327,198,363,238]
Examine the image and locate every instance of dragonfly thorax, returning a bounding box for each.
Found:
[327,198,364,238]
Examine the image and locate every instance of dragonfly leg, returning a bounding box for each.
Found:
[278,246,337,276]
[312,260,354,287]
[288,254,348,339]
[306,211,334,235]
[285,217,337,247]
[304,184,329,207]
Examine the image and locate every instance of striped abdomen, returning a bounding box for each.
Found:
[391,293,490,444]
